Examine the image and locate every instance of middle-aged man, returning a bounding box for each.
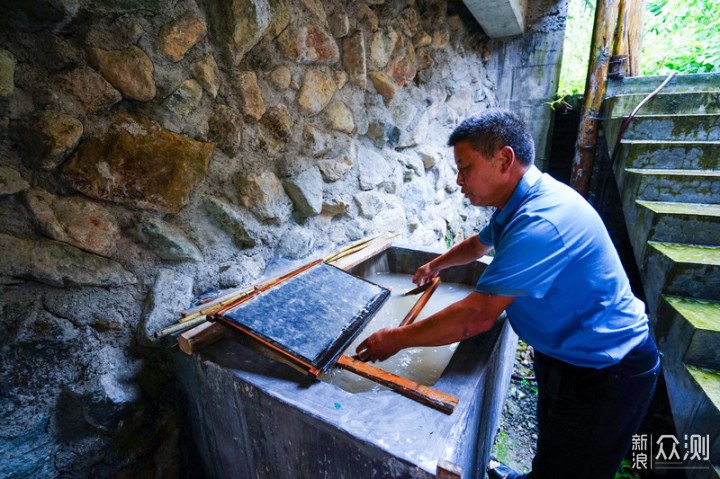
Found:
[355,109,660,479]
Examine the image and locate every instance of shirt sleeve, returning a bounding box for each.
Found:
[475,215,569,298]
[477,224,493,246]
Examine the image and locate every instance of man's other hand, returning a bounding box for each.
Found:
[355,328,401,362]
[412,263,437,286]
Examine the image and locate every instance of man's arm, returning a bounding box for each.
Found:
[355,291,514,362]
[413,235,493,285]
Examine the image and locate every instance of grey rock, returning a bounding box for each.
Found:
[139,268,194,344]
[0,166,29,195]
[366,120,400,149]
[373,198,406,233]
[390,102,418,129]
[354,191,385,218]
[163,79,203,119]
[236,171,293,223]
[206,0,272,66]
[303,125,333,157]
[355,109,369,136]
[203,196,257,249]
[132,213,203,262]
[26,188,120,258]
[357,145,391,191]
[0,233,136,287]
[277,227,315,259]
[283,167,323,217]
[317,143,354,181]
[416,144,440,169]
[208,104,243,157]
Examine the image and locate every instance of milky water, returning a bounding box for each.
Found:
[321,272,474,393]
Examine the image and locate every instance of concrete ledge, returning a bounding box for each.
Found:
[463,0,526,38]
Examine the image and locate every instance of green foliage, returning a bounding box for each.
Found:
[641,0,720,75]
[614,459,640,479]
[557,0,720,96]
[493,430,512,464]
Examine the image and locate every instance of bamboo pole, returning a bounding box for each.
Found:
[398,277,441,327]
[610,0,629,78]
[569,0,621,197]
[625,0,646,76]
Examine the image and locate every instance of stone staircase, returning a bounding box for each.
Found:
[604,73,720,478]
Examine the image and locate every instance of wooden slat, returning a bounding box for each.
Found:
[398,277,440,327]
[329,236,393,271]
[334,354,458,414]
[179,321,229,355]
[436,458,464,479]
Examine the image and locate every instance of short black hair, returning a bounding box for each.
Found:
[447,109,535,167]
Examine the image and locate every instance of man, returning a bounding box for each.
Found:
[355,110,660,479]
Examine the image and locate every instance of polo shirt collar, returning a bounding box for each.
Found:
[494,165,542,226]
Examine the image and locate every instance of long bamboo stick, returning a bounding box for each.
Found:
[398,277,440,327]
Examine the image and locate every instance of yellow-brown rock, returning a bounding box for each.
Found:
[191,55,219,98]
[159,12,207,62]
[356,4,378,32]
[16,110,83,170]
[296,69,336,115]
[260,103,293,140]
[209,104,243,157]
[90,46,156,102]
[62,114,213,214]
[368,71,396,103]
[53,66,122,114]
[343,32,366,89]
[234,71,266,122]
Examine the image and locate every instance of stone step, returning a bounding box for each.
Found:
[657,296,720,371]
[605,92,720,118]
[614,140,720,171]
[629,201,720,261]
[642,242,720,317]
[606,72,720,97]
[605,115,720,147]
[619,169,720,205]
[684,366,720,471]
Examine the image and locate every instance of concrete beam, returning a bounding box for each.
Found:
[463,0,526,37]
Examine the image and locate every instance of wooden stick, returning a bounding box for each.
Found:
[334,355,458,414]
[398,277,440,327]
[154,315,208,339]
[178,320,230,355]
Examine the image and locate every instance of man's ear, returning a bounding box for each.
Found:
[497,145,515,173]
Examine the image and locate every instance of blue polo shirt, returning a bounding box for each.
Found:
[475,166,649,368]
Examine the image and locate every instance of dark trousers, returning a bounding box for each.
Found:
[521,334,660,479]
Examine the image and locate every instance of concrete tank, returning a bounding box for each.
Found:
[173,245,518,478]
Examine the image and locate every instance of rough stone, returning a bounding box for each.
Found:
[235,71,266,122]
[16,110,83,170]
[343,32,366,89]
[390,102,417,129]
[373,198,406,233]
[53,66,122,114]
[191,55,219,98]
[90,46,156,102]
[278,226,315,259]
[277,25,339,64]
[333,70,348,89]
[206,0,272,65]
[0,233,135,287]
[0,49,16,96]
[324,101,354,134]
[208,104,243,157]
[283,167,323,217]
[301,0,327,23]
[264,2,290,40]
[369,29,399,69]
[236,170,293,223]
[132,213,203,262]
[446,88,473,116]
[317,144,354,181]
[163,79,203,119]
[398,109,430,148]
[368,71,396,103]
[355,109,369,136]
[268,66,291,90]
[260,103,293,140]
[159,12,207,62]
[140,269,194,344]
[414,31,432,48]
[328,10,349,38]
[354,191,385,218]
[432,30,450,49]
[203,196,257,248]
[26,188,120,258]
[356,4,378,32]
[62,113,213,214]
[396,8,421,37]
[296,69,336,115]
[0,167,29,195]
[366,120,400,149]
[303,125,333,157]
[388,51,416,87]
[322,194,350,217]
[414,48,429,71]
[416,145,440,169]
[357,144,391,190]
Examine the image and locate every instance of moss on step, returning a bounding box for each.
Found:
[665,296,720,331]
[638,200,720,217]
[686,365,720,411]
[627,168,720,177]
[649,242,720,265]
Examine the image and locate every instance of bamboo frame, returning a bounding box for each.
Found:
[398,277,440,327]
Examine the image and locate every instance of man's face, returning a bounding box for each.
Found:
[454,141,506,208]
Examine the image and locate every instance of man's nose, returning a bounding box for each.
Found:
[456,173,464,186]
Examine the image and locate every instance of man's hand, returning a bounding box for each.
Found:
[355,328,401,362]
[413,262,437,286]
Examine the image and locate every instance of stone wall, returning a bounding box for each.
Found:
[0,0,565,476]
